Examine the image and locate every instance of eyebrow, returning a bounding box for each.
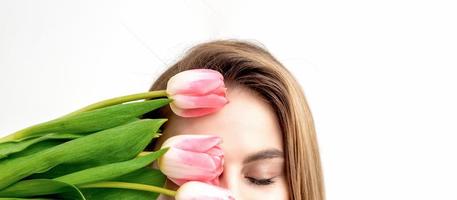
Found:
[242,148,284,164]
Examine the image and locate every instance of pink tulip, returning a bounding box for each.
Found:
[166,69,228,117]
[158,135,224,186]
[175,181,235,200]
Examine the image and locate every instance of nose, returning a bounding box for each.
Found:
[218,166,241,199]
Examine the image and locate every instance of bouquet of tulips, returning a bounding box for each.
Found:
[0,69,234,200]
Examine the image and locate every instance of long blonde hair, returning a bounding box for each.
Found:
[145,39,325,200]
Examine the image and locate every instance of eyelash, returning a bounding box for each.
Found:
[245,176,275,186]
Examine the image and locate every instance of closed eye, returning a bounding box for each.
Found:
[245,176,275,186]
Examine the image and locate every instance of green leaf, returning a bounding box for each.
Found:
[81,168,168,200]
[0,133,83,159]
[0,119,167,190]
[0,198,54,200]
[1,99,171,143]
[54,148,168,186]
[1,140,64,162]
[0,179,85,200]
[0,148,168,199]
[27,122,156,180]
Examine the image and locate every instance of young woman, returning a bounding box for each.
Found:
[145,40,325,200]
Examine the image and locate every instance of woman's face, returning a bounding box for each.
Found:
[153,86,289,200]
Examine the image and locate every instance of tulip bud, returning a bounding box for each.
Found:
[175,181,235,200]
[166,69,228,117]
[158,135,224,186]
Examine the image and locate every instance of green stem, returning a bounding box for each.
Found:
[61,90,168,118]
[0,90,168,143]
[79,181,177,197]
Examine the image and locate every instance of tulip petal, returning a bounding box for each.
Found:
[172,94,228,109]
[169,177,220,187]
[175,181,235,200]
[162,135,222,153]
[159,148,222,181]
[167,69,224,96]
[207,178,220,186]
[170,103,221,118]
[159,135,225,186]
[168,177,188,186]
[206,145,224,156]
[213,87,228,96]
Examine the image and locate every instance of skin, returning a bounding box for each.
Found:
[153,86,289,199]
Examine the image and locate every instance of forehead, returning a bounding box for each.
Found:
[160,86,284,159]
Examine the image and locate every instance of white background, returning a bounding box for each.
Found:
[1,1,456,199]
